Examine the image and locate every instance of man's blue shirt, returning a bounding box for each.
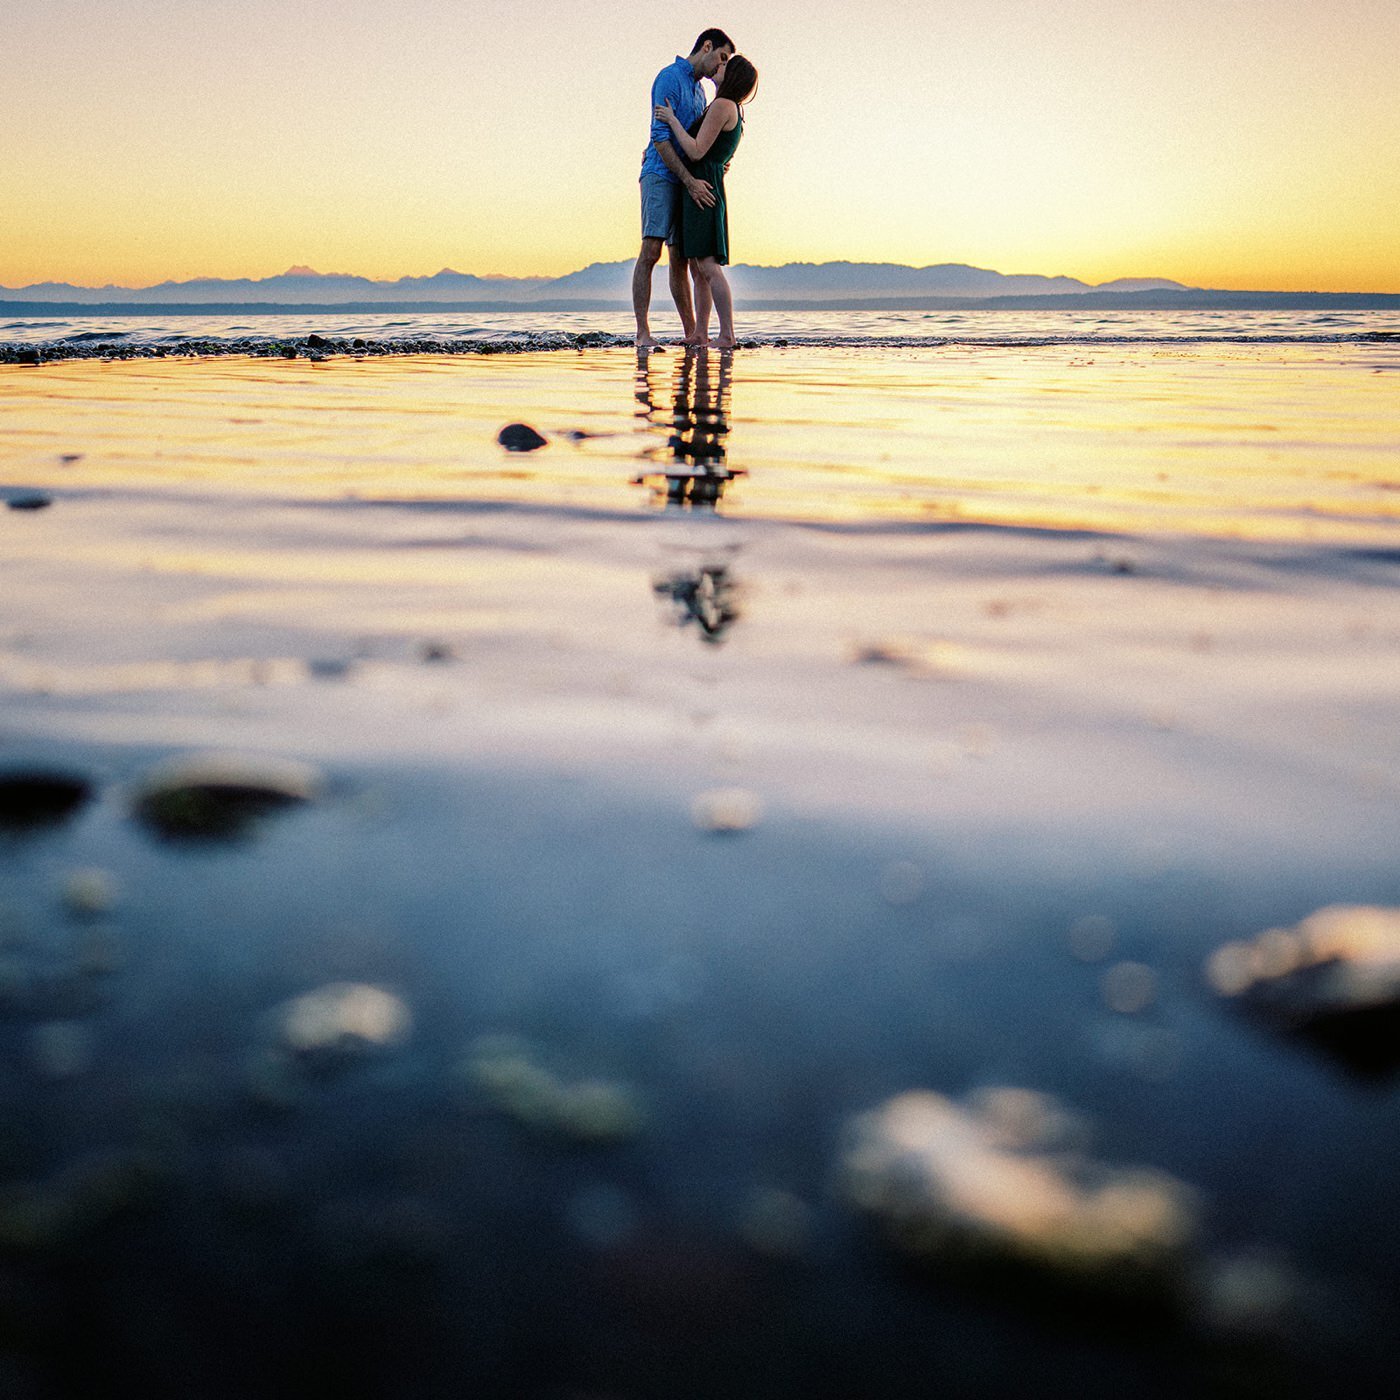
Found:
[640,56,705,184]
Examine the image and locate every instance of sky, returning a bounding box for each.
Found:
[4,0,1399,291]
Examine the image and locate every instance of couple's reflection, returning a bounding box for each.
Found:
[652,560,740,644]
[635,348,743,644]
[633,347,742,512]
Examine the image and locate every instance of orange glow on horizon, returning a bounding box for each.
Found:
[4,0,1400,295]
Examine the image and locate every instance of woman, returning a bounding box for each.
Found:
[655,55,758,350]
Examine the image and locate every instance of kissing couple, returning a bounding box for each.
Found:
[633,27,759,351]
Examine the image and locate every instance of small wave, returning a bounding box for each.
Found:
[5,328,1400,363]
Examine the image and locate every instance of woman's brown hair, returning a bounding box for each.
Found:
[714,55,758,106]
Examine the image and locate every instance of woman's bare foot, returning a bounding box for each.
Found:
[715,336,737,350]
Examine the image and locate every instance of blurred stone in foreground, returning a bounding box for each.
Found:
[132,751,322,841]
[841,1088,1198,1309]
[1206,905,1400,1076]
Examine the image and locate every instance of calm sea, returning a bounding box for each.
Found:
[3,306,1399,347]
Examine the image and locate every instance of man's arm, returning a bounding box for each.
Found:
[654,139,716,209]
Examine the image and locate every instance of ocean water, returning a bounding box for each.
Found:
[5,314,1400,1395]
[3,305,1400,348]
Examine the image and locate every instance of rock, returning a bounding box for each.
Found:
[306,334,330,348]
[6,492,52,511]
[62,868,119,917]
[461,1034,644,1143]
[273,981,413,1074]
[132,750,322,840]
[497,422,548,452]
[690,787,762,834]
[0,771,92,831]
[841,1088,1197,1305]
[1205,905,1400,1075]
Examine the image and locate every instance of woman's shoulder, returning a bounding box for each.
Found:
[708,97,740,126]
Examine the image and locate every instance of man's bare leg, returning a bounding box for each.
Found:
[633,238,665,347]
[667,249,697,343]
[687,261,713,346]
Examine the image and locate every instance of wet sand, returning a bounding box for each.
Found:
[3,344,1400,1396]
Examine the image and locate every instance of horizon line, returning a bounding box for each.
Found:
[0,257,1194,294]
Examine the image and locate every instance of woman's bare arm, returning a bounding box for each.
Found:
[654,98,736,161]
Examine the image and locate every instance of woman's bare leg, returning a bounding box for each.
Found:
[697,258,735,348]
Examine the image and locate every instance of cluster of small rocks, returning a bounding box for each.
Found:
[0,331,634,365]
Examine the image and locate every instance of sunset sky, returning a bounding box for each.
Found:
[5,0,1399,292]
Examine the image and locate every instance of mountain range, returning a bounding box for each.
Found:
[2,261,1190,306]
[4,263,1396,313]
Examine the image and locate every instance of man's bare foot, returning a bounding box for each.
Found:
[715,337,737,350]
[635,335,658,349]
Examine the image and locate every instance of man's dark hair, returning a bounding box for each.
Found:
[691,28,734,55]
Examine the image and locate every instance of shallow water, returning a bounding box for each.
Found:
[3,340,1399,542]
[3,340,1400,1396]
[4,305,1400,347]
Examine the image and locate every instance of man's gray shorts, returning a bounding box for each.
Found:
[640,174,681,246]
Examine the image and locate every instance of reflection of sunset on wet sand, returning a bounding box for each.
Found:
[6,343,1399,540]
[4,334,1400,1395]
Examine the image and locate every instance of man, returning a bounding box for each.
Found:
[633,28,734,348]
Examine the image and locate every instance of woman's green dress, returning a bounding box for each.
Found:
[680,111,743,265]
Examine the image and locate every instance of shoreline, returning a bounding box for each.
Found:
[4,327,1400,364]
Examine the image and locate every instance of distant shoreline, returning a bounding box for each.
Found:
[4,291,1400,317]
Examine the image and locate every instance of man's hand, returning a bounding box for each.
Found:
[685,175,716,209]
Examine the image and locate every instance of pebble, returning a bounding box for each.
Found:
[1198,1249,1298,1336]
[1206,904,1400,1074]
[6,491,53,511]
[497,422,548,452]
[462,1034,644,1143]
[841,1088,1197,1299]
[62,867,119,917]
[1067,915,1117,963]
[1100,961,1158,1015]
[0,771,92,831]
[132,750,322,840]
[690,787,762,834]
[274,982,413,1071]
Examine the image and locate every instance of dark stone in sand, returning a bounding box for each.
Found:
[281,345,298,359]
[7,492,53,512]
[132,752,322,842]
[306,657,354,680]
[306,334,330,348]
[497,422,548,452]
[14,348,41,365]
[0,771,93,832]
